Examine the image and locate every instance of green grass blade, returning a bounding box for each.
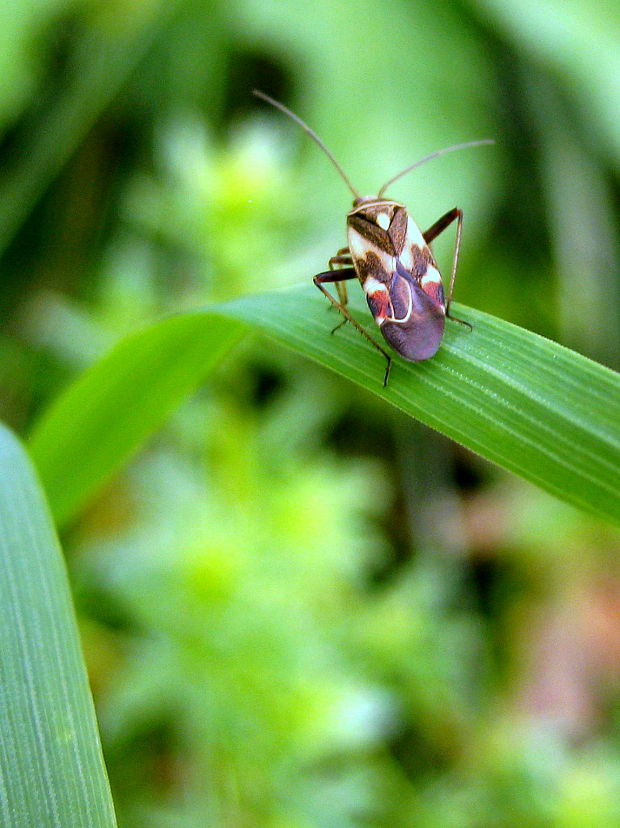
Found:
[0,2,183,256]
[30,285,620,530]
[0,424,117,827]
[218,285,620,525]
[29,313,243,527]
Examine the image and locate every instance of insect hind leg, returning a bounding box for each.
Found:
[313,269,392,386]
[446,309,472,330]
[423,207,471,330]
[329,247,353,306]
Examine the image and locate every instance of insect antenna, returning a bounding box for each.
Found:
[377,139,494,198]
[253,90,361,200]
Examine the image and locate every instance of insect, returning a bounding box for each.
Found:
[253,91,493,385]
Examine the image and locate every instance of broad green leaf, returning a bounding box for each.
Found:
[29,313,243,527]
[0,423,117,827]
[31,285,620,529]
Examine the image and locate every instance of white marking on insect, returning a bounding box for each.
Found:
[406,217,426,248]
[387,281,413,324]
[347,228,368,259]
[363,276,388,295]
[376,212,391,230]
[421,265,442,285]
[348,228,394,274]
[399,245,413,271]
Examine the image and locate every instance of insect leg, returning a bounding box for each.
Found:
[330,246,351,263]
[423,207,461,244]
[423,207,471,330]
[314,269,392,386]
[329,247,353,305]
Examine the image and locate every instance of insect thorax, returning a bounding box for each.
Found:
[347,198,432,280]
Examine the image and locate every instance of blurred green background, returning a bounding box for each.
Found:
[2,1,620,825]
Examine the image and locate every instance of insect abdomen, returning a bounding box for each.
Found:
[379,273,445,361]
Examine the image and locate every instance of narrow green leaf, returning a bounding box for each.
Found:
[0,424,117,827]
[30,285,620,530]
[0,1,184,255]
[217,285,620,526]
[29,313,243,527]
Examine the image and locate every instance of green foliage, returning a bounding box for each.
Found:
[30,313,243,526]
[2,0,620,826]
[30,288,620,530]
[74,402,395,826]
[222,287,620,525]
[0,1,183,256]
[0,424,117,827]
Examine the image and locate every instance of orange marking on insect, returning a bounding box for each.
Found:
[364,279,391,325]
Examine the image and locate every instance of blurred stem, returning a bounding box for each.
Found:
[0,0,183,257]
[526,76,620,369]
[393,413,467,557]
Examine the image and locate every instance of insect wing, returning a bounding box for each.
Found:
[379,262,445,361]
[347,201,448,362]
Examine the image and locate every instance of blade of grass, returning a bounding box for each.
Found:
[0,0,183,256]
[30,284,620,529]
[219,285,620,526]
[29,312,243,527]
[0,423,117,827]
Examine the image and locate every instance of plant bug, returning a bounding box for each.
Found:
[253,90,493,385]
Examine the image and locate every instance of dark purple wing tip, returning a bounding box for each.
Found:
[374,275,445,361]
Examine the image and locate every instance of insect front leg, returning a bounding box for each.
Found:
[329,247,352,306]
[423,207,471,330]
[313,269,392,386]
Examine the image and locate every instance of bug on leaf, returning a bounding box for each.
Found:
[254,91,493,385]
